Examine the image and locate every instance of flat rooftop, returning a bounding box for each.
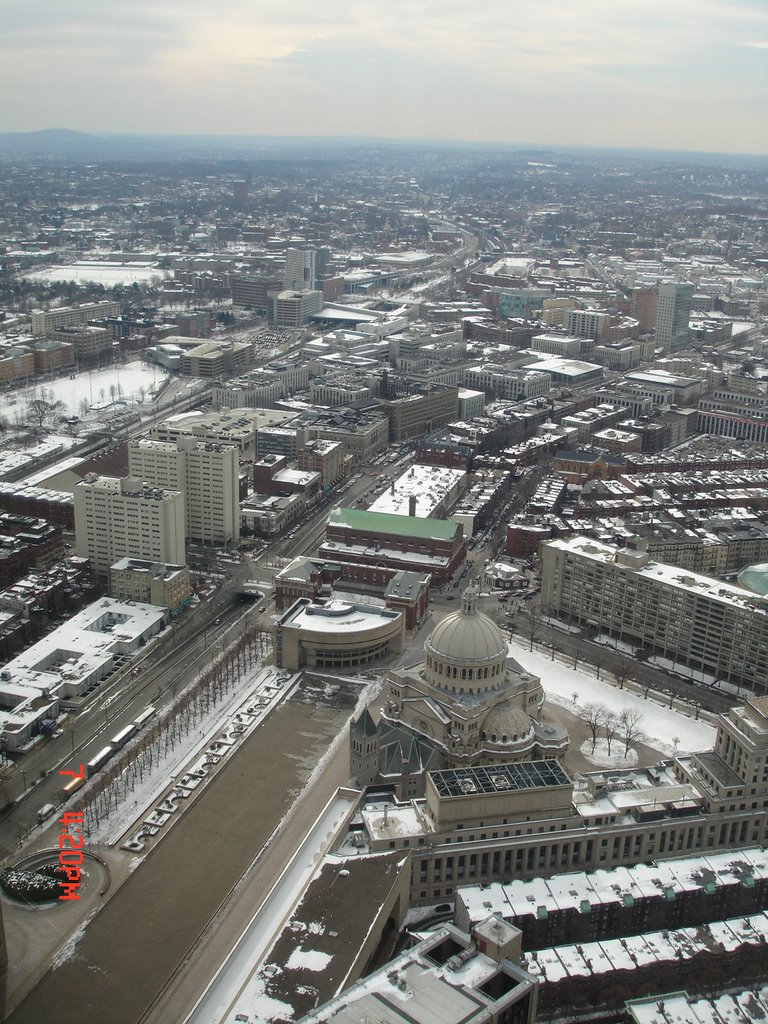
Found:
[431,760,571,798]
[252,852,408,1020]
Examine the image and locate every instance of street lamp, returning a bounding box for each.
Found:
[19,767,27,794]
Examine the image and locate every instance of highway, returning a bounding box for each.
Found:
[0,587,249,859]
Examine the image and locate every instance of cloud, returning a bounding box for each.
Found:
[0,0,765,152]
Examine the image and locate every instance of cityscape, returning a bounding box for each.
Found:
[0,120,766,1024]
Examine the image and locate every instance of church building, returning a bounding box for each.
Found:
[350,583,569,797]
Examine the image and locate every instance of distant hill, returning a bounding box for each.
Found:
[0,129,765,168]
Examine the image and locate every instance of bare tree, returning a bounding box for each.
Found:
[619,708,644,758]
[583,704,606,754]
[604,712,619,757]
[613,656,634,691]
[593,644,606,680]
[525,603,543,652]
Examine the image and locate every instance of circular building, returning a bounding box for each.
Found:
[276,598,404,671]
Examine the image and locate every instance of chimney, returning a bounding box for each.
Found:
[409,496,417,516]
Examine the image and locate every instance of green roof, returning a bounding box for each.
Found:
[328,507,459,540]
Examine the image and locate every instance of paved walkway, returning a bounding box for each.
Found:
[5,687,356,1024]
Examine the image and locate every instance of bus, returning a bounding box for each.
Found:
[86,745,114,776]
[133,706,156,731]
[110,724,137,750]
[59,778,87,802]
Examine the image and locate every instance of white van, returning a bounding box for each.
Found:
[37,803,56,823]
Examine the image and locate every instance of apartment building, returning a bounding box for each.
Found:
[540,535,768,691]
[128,437,240,544]
[109,557,191,614]
[31,301,121,336]
[73,475,185,574]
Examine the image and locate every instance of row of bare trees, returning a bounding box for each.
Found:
[72,626,272,834]
[582,704,644,759]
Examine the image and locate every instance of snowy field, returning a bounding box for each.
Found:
[507,638,716,756]
[24,263,170,286]
[1,363,168,424]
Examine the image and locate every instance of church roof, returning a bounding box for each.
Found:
[427,584,507,664]
[351,708,378,738]
[482,703,534,741]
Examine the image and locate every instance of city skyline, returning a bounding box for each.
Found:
[2,0,767,155]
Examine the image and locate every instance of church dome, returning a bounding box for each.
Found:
[481,703,534,745]
[424,584,509,694]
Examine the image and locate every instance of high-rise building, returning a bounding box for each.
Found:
[654,282,694,351]
[73,475,185,574]
[540,535,768,691]
[283,248,316,291]
[128,437,240,545]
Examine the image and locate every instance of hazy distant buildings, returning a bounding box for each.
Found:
[31,301,121,336]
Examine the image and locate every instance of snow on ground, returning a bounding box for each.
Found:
[285,948,333,972]
[25,263,170,286]
[51,913,95,971]
[507,638,716,756]
[0,363,168,424]
[579,738,639,769]
[89,660,292,847]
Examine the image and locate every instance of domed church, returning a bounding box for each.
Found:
[350,583,569,797]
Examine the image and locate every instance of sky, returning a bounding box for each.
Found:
[2,0,767,155]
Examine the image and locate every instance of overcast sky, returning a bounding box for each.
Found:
[2,0,767,154]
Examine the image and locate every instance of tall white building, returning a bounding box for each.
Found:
[128,437,240,544]
[74,475,185,574]
[655,282,694,351]
[283,248,316,291]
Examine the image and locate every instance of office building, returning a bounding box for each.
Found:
[321,507,466,585]
[655,282,694,351]
[336,695,768,907]
[283,247,316,291]
[268,289,323,327]
[73,475,185,575]
[297,921,538,1024]
[275,597,404,671]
